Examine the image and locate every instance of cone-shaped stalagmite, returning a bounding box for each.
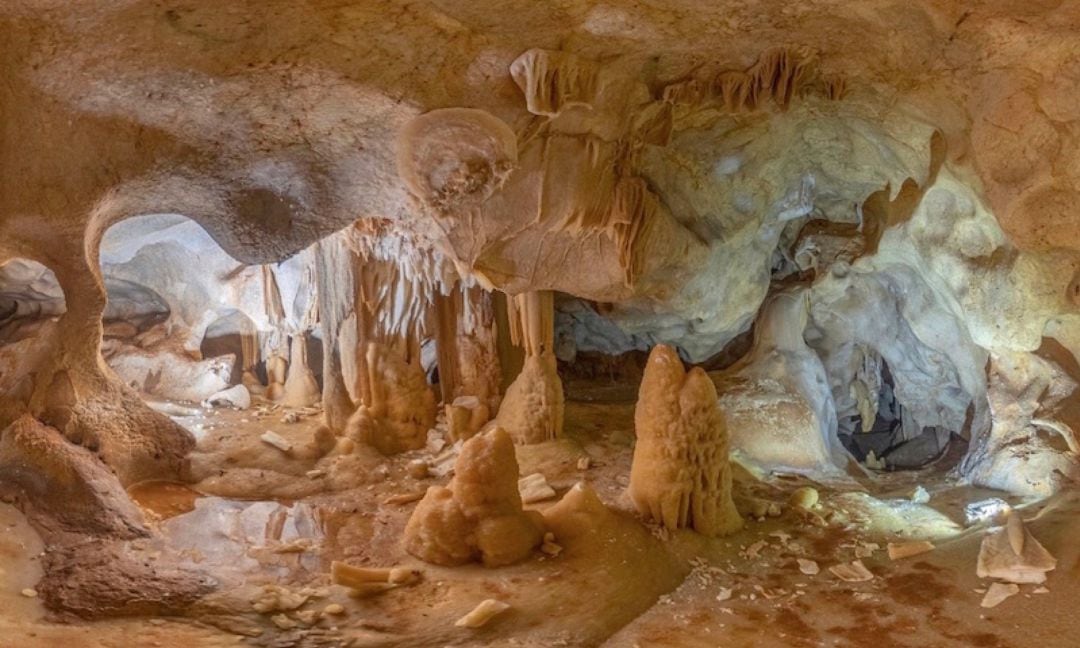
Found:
[404,426,545,566]
[628,344,742,536]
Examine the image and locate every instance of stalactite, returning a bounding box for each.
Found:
[510,49,599,118]
[313,235,359,433]
[239,315,265,397]
[313,222,444,455]
[495,290,564,444]
[662,47,838,112]
[261,264,289,402]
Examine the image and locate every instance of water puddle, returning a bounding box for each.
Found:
[128,480,203,519]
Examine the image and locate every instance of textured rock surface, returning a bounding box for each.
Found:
[0,2,1079,642]
[404,427,545,566]
[629,344,742,536]
[2,0,1079,487]
[0,415,148,538]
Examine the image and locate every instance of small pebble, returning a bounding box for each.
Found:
[407,460,429,480]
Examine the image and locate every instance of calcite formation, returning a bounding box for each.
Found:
[0,1,1079,645]
[404,427,545,567]
[495,292,565,444]
[344,342,436,455]
[628,344,742,536]
[976,511,1057,584]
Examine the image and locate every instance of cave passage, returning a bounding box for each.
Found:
[838,361,961,471]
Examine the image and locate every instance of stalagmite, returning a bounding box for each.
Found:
[495,291,564,444]
[404,427,545,567]
[281,333,320,408]
[265,351,288,403]
[434,282,502,441]
[627,344,742,536]
[313,224,443,454]
[344,342,435,455]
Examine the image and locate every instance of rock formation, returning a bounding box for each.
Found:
[976,510,1057,584]
[404,426,545,567]
[0,2,1079,644]
[344,342,436,455]
[495,291,565,444]
[628,344,742,536]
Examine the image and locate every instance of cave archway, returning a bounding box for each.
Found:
[95,213,322,406]
[0,257,67,346]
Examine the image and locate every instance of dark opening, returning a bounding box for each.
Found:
[838,361,963,471]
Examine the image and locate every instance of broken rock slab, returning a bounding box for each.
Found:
[976,512,1056,584]
[518,472,557,504]
[980,582,1019,608]
[203,384,251,410]
[829,560,874,582]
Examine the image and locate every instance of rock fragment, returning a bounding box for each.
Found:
[330,562,421,589]
[887,540,934,560]
[828,560,874,582]
[980,582,1019,608]
[518,473,557,504]
[260,431,293,453]
[455,599,510,628]
[976,512,1056,584]
[540,532,563,556]
[789,486,819,510]
[797,558,820,575]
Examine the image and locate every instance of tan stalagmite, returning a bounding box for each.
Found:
[264,351,288,403]
[495,291,564,444]
[281,332,320,408]
[321,227,440,453]
[628,344,742,536]
[344,341,435,456]
[404,426,545,567]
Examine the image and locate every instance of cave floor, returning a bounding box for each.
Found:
[1,385,1078,648]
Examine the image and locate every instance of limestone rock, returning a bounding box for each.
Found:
[0,415,148,539]
[976,512,1056,584]
[404,427,545,567]
[628,344,742,536]
[345,342,436,455]
[203,384,251,410]
[496,354,564,445]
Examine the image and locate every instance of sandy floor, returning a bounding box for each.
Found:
[1,385,1077,648]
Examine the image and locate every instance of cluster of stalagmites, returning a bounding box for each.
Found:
[402,342,747,571]
[628,344,743,536]
[404,426,545,566]
[344,342,435,455]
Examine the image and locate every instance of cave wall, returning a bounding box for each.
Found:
[0,0,1078,492]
